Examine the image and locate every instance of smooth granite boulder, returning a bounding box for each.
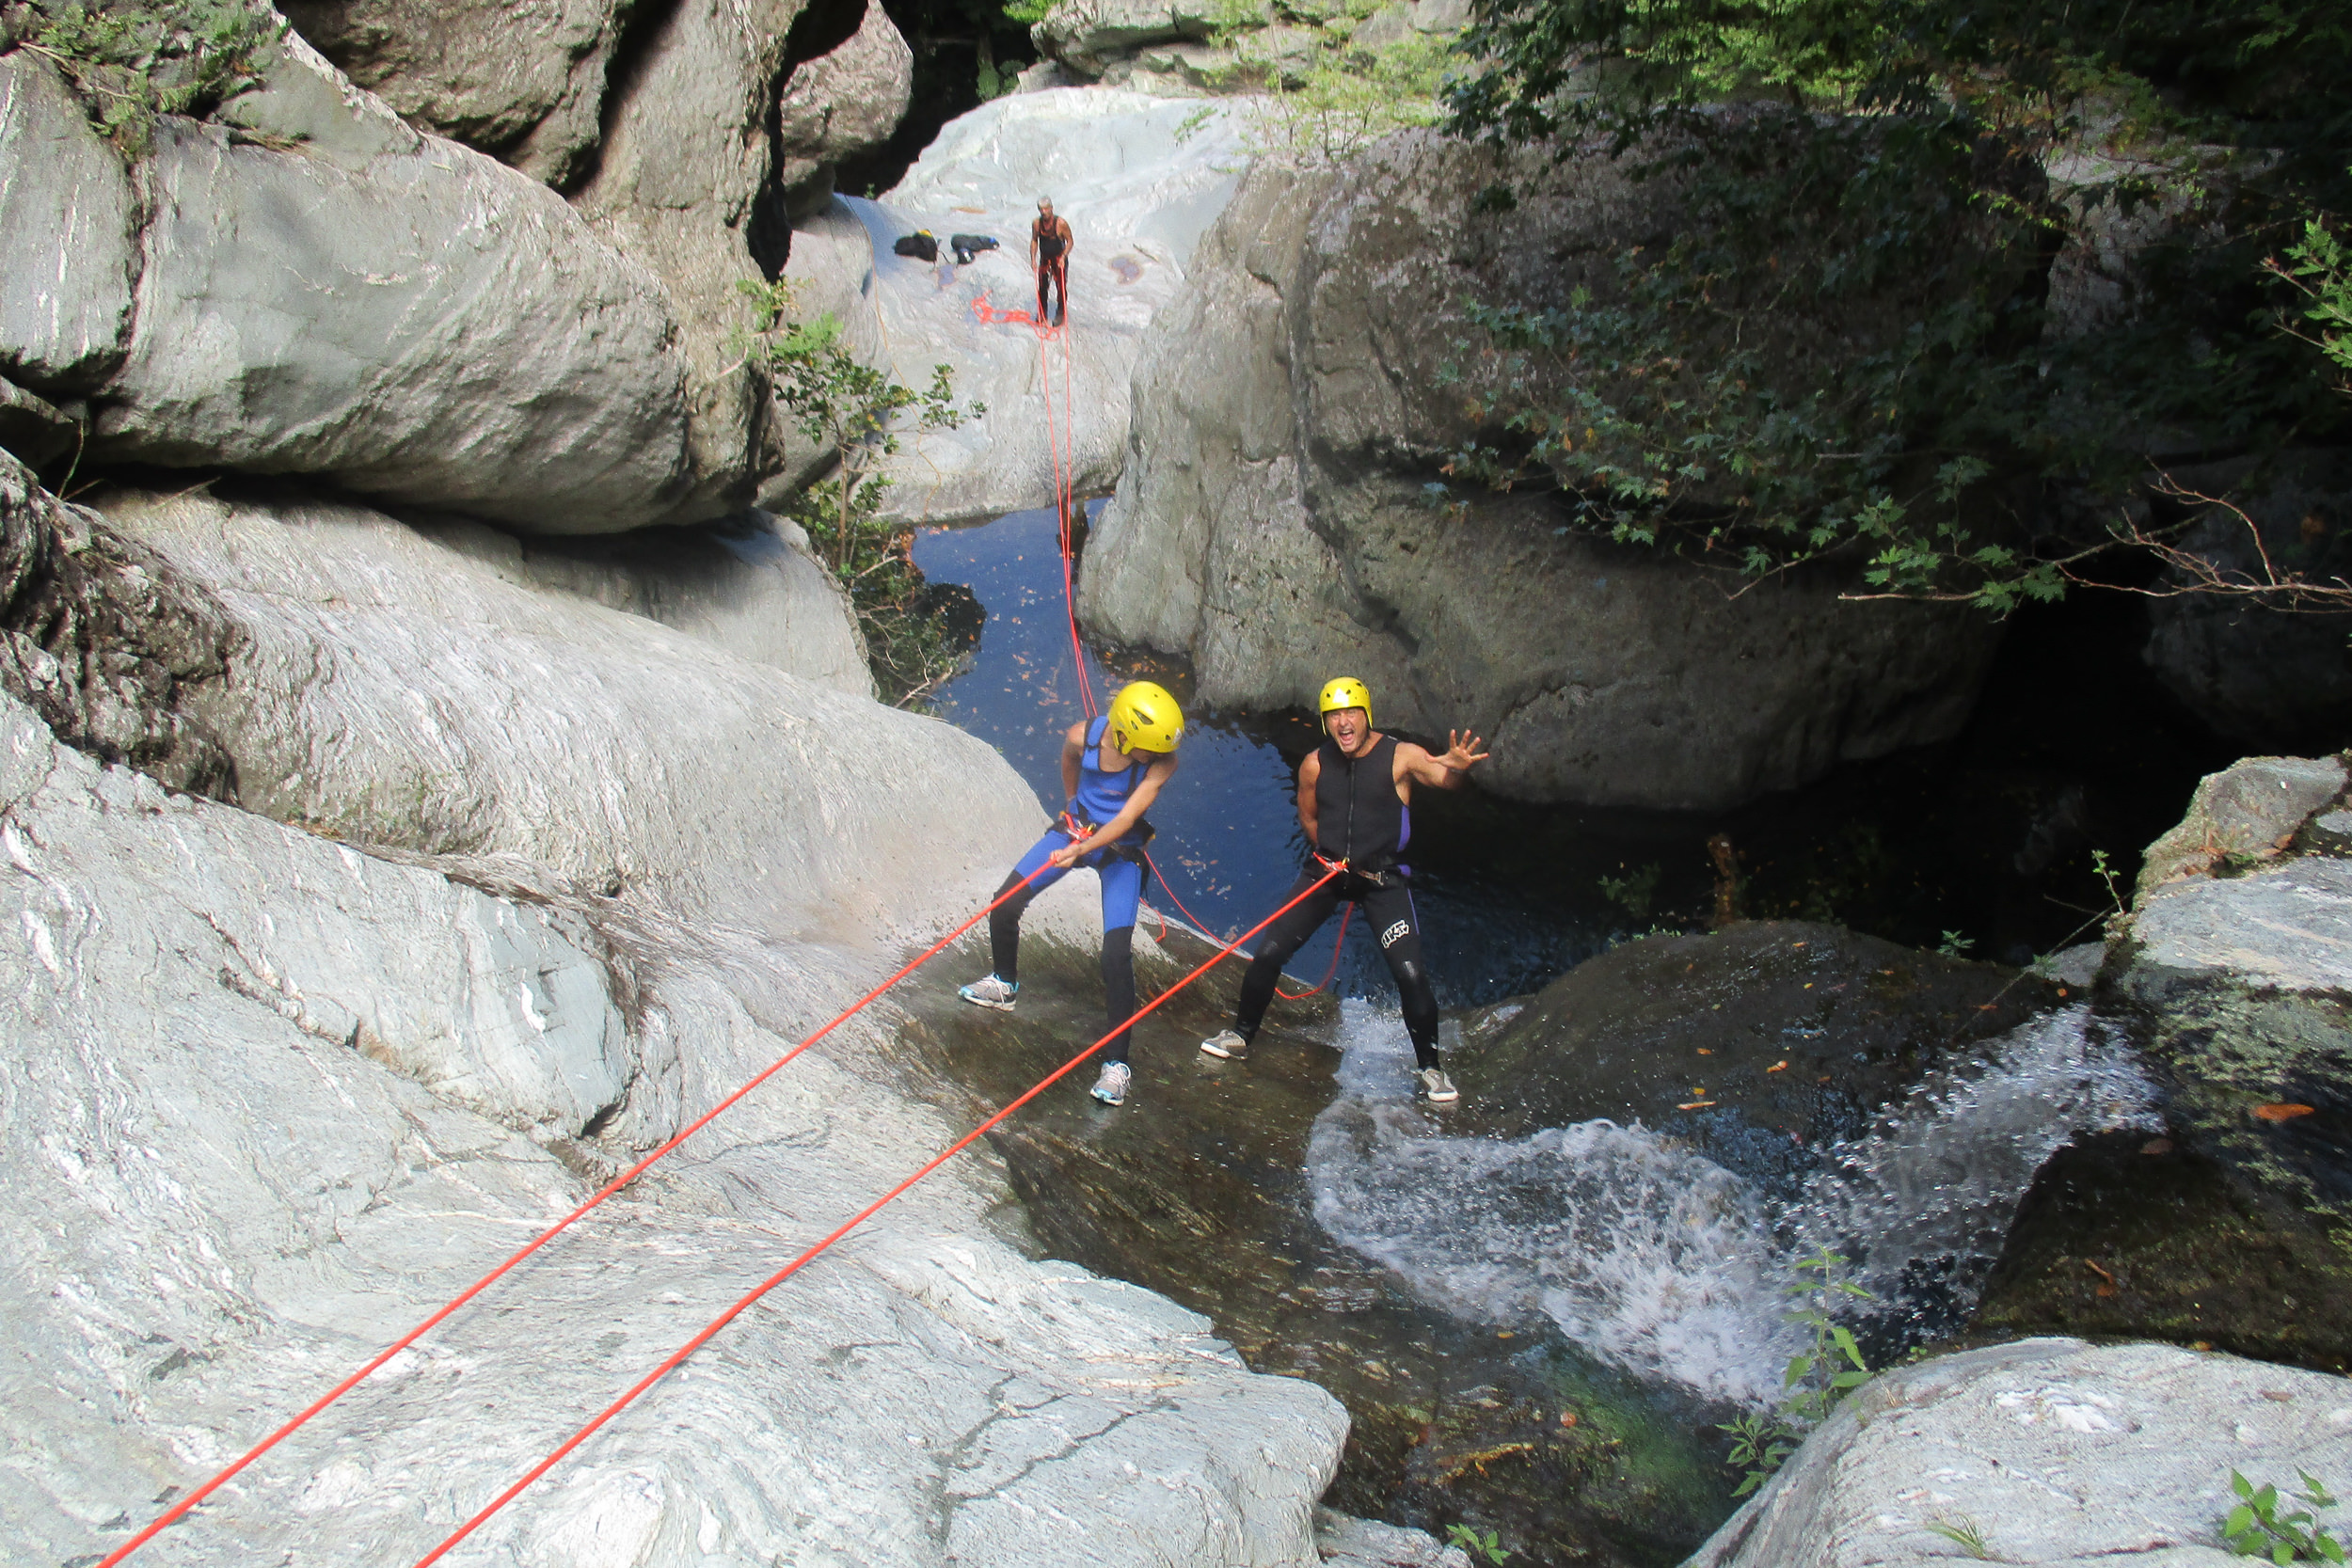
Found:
[1689,1338,2352,1567]
[48,36,718,531]
[2,447,1378,1562]
[0,680,1356,1566]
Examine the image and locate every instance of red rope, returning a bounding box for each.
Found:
[972,290,1093,718]
[408,862,1345,1567]
[96,865,1053,1568]
[1277,904,1350,1000]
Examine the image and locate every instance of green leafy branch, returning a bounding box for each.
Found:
[1719,1247,1873,1497]
[737,279,986,705]
[2224,1470,2347,1563]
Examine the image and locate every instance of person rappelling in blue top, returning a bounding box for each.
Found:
[1200,676,1489,1103]
[961,680,1184,1106]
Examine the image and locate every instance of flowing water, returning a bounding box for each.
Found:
[900,502,2221,1559]
[1309,1003,2162,1410]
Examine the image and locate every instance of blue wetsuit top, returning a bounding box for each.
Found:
[1069,715,1149,840]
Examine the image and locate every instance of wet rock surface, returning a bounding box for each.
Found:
[894,929,1742,1568]
[1447,922,2052,1191]
[1973,752,2352,1373]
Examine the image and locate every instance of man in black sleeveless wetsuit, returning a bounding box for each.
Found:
[1200,677,1489,1102]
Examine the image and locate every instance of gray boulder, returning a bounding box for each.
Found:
[15,35,728,532]
[2137,753,2349,896]
[0,51,137,393]
[773,0,916,210]
[279,0,626,187]
[2116,792,2352,1237]
[1033,0,1230,78]
[417,508,875,697]
[79,479,1014,942]
[2,448,1375,1562]
[1691,1338,2352,1567]
[1077,135,2005,809]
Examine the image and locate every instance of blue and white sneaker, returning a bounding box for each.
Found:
[1090,1061,1132,1105]
[959,974,1019,1011]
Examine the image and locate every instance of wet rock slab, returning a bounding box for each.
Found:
[892,930,1731,1568]
[1448,920,2051,1197]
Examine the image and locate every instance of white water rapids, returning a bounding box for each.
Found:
[1307,1002,2160,1406]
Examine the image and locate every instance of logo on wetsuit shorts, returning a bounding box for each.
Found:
[1379,920,1410,949]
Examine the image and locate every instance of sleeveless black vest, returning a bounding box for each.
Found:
[1313,734,1404,871]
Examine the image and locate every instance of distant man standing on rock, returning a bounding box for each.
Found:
[1031,197,1073,327]
[1200,678,1489,1103]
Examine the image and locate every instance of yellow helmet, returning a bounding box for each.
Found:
[1318,676,1372,730]
[1106,680,1184,754]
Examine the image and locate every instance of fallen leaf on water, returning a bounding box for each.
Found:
[1677,1100,1716,1110]
[2263,1389,2295,1402]
[2140,1137,2174,1155]
[1496,1329,1514,1339]
[1768,1060,1788,1072]
[2254,1103,2317,1121]
[1697,1048,1714,1055]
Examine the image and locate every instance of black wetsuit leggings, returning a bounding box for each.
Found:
[987,866,1139,1065]
[1232,867,1441,1069]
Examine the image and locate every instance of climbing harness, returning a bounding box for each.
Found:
[405,860,1345,1568]
[96,863,1057,1568]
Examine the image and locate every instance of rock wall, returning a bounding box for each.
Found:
[1077,135,2006,810]
[0,456,1362,1565]
[1,40,723,531]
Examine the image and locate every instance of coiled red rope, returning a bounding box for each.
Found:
[408,860,1344,1567]
[96,864,1055,1568]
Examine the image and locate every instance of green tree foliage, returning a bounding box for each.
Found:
[739,281,986,705]
[1437,0,2352,609]
[7,0,284,153]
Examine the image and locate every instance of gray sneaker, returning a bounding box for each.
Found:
[1417,1067,1460,1104]
[1199,1028,1249,1061]
[1090,1061,1132,1105]
[958,974,1018,1011]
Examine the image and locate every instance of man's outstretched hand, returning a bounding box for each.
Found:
[1439,730,1490,771]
